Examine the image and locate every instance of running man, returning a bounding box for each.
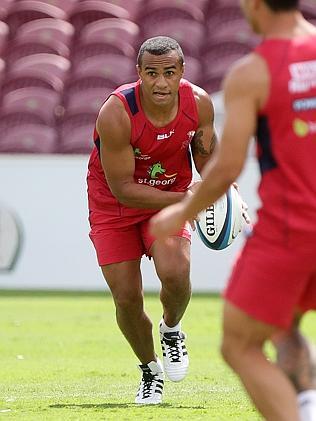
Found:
[87,36,217,404]
[151,2,316,419]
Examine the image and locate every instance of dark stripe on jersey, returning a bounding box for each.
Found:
[121,87,138,115]
[187,149,192,169]
[95,136,101,156]
[256,116,277,174]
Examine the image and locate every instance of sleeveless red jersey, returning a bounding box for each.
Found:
[87,79,199,218]
[254,35,316,239]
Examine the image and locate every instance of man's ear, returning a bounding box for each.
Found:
[181,63,185,78]
[136,64,141,79]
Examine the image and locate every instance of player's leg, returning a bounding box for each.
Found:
[273,314,316,392]
[222,227,316,418]
[273,314,316,421]
[101,260,164,405]
[101,260,155,363]
[221,301,300,421]
[289,269,316,421]
[151,236,191,326]
[90,219,156,363]
[150,235,191,382]
[90,220,163,404]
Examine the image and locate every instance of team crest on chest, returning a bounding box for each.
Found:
[137,162,178,187]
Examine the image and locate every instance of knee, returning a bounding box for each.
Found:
[220,332,261,370]
[113,290,143,313]
[159,264,190,291]
[221,334,241,368]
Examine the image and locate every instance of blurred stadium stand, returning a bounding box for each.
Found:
[15,18,75,47]
[5,1,67,36]
[0,21,9,55]
[0,58,6,84]
[0,0,315,153]
[0,86,61,127]
[72,18,138,63]
[68,1,130,33]
[0,123,57,152]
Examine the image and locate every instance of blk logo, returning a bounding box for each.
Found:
[157,129,175,141]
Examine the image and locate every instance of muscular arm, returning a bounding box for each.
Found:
[191,86,218,175]
[149,54,269,239]
[180,53,268,219]
[97,96,185,209]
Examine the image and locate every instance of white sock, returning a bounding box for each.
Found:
[159,318,181,333]
[148,359,164,375]
[298,390,316,421]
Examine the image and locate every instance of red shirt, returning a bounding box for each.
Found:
[87,79,199,218]
[254,36,316,240]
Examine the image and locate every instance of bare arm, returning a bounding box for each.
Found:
[191,86,218,174]
[183,56,262,217]
[150,54,268,238]
[97,95,185,209]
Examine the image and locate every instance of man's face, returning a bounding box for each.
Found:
[137,51,184,107]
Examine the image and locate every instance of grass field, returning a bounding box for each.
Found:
[1,291,315,420]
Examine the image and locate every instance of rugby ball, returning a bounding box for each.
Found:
[196,186,244,250]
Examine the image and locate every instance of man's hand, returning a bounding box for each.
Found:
[232,182,251,225]
[240,198,251,225]
[150,202,187,240]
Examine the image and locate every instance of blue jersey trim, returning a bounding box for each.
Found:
[120,87,138,116]
[257,115,277,173]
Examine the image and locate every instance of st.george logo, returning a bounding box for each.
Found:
[148,162,166,179]
[138,162,178,186]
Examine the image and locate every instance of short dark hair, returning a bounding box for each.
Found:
[264,0,299,11]
[137,36,184,67]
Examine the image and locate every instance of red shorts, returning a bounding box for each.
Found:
[224,231,316,330]
[89,211,191,266]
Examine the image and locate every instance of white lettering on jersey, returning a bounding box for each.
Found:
[289,60,316,93]
[157,130,175,141]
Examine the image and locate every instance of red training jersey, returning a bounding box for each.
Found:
[254,35,316,239]
[87,79,199,218]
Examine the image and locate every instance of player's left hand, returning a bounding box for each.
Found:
[150,202,187,240]
[232,182,251,224]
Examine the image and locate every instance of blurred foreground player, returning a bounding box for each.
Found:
[87,36,218,404]
[151,1,316,419]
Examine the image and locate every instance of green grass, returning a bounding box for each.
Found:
[0,292,315,420]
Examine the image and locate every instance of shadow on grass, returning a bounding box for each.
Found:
[49,403,205,410]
